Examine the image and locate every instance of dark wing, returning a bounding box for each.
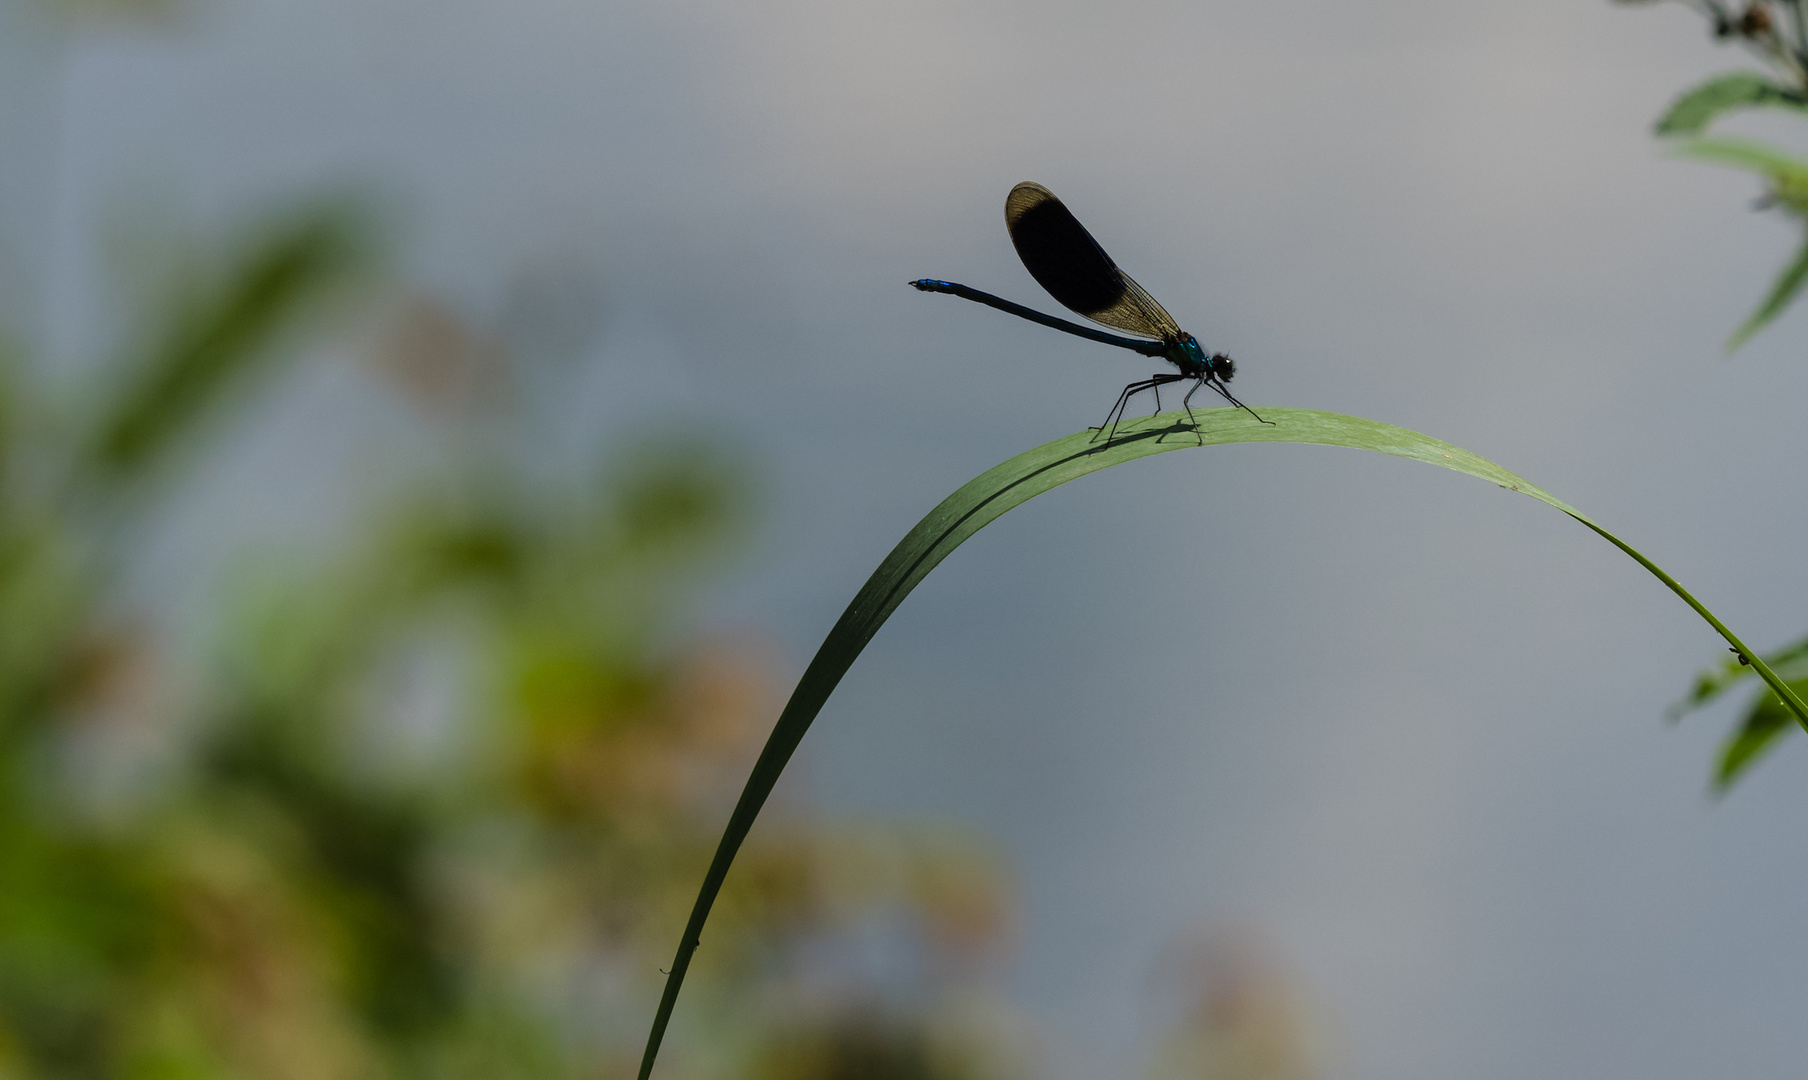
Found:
[1004,182,1180,341]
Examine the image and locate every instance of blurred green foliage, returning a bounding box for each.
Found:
[0,195,1029,1080]
[86,202,367,483]
[1622,0,1808,786]
[1621,0,1808,348]
[1669,635,1808,789]
[9,9,1327,1071]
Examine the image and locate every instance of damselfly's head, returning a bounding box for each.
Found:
[1209,352,1235,383]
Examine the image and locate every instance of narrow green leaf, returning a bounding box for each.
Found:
[1713,681,1808,790]
[1669,139,1808,348]
[87,200,370,483]
[1727,230,1808,349]
[636,407,1807,1080]
[1656,72,1800,135]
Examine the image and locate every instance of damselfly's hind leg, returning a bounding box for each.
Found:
[1090,373,1185,442]
[1090,377,1157,442]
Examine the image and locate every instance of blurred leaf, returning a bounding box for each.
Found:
[1670,634,1808,789]
[1656,72,1802,135]
[1727,229,1808,348]
[387,505,531,601]
[1711,682,1808,789]
[1671,634,1808,712]
[0,522,96,741]
[1674,135,1808,187]
[86,200,370,484]
[638,406,1805,1080]
[1671,138,1808,347]
[608,443,750,564]
[0,346,14,499]
[752,1015,968,1080]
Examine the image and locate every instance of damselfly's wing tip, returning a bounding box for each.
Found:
[1004,184,1128,322]
[1002,183,1181,341]
[1005,182,1057,228]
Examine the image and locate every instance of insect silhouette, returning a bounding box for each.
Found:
[913,182,1269,439]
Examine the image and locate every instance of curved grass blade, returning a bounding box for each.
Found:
[636,406,1808,1080]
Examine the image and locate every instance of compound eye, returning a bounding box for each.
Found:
[1213,354,1236,381]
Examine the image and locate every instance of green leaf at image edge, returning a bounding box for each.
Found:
[636,406,1808,1080]
[1669,139,1808,348]
[1673,134,1808,180]
[1656,71,1802,136]
[1713,691,1804,790]
[1670,631,1808,789]
[1728,231,1808,350]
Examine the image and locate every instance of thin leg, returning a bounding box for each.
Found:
[1180,377,1205,429]
[1095,379,1162,442]
[1122,375,1184,438]
[1092,378,1159,441]
[1090,381,1145,441]
[1208,380,1274,425]
[1132,374,1186,434]
[1091,374,1185,442]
